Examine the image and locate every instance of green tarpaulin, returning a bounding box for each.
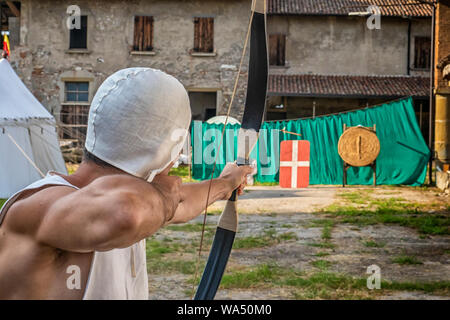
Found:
[191,97,430,186]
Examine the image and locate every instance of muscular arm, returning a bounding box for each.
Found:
[9,175,178,253]
[168,178,231,224]
[6,164,250,253]
[166,163,254,225]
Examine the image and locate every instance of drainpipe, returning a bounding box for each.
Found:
[428,2,436,185]
[407,18,411,75]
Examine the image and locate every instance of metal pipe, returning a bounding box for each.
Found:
[428,1,436,185]
[407,18,411,75]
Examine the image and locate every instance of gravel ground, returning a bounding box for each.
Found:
[148,186,450,300]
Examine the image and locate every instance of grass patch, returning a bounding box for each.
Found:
[322,204,450,235]
[219,264,450,299]
[322,189,450,235]
[221,264,281,289]
[392,255,423,265]
[233,231,298,249]
[148,258,198,275]
[308,219,335,246]
[307,242,336,249]
[279,232,298,241]
[166,223,213,233]
[383,280,450,293]
[311,259,332,270]
[287,272,369,300]
[363,240,386,248]
[315,252,331,257]
[0,199,5,208]
[169,165,196,183]
[146,238,198,259]
[146,238,201,274]
[146,239,181,259]
[322,224,333,240]
[338,191,369,204]
[233,236,268,249]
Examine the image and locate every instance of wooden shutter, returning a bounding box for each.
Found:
[194,17,214,53]
[269,34,286,66]
[133,16,154,51]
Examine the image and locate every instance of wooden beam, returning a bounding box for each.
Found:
[5,1,20,18]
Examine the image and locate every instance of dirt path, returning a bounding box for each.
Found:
[207,185,337,214]
[148,185,450,300]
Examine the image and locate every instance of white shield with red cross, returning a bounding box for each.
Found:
[279,140,310,188]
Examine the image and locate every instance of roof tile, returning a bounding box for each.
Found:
[268,0,433,17]
[268,74,430,97]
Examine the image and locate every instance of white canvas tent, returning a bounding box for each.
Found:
[0,59,67,198]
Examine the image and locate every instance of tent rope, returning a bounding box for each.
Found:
[6,132,45,178]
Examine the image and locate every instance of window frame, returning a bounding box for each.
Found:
[64,81,90,103]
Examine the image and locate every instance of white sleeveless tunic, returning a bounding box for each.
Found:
[0,173,149,300]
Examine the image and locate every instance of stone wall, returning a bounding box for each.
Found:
[268,15,431,77]
[10,0,252,120]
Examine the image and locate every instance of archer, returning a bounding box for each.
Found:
[0,68,252,299]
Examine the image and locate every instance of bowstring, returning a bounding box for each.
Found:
[6,132,45,178]
[190,2,256,299]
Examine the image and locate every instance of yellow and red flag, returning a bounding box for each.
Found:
[3,33,10,57]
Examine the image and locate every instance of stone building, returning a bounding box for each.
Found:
[266,0,432,144]
[1,0,433,143]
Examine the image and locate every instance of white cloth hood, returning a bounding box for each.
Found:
[85,68,191,181]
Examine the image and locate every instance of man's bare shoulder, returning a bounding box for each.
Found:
[2,185,77,236]
[2,174,148,236]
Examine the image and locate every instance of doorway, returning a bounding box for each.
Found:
[189,91,217,121]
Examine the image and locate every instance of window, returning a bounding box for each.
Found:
[133,16,154,52]
[0,1,20,31]
[269,34,286,66]
[65,82,89,102]
[69,15,87,49]
[59,105,90,142]
[60,81,90,142]
[0,1,21,49]
[414,37,431,69]
[193,17,214,53]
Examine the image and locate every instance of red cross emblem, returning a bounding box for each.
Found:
[279,140,310,188]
